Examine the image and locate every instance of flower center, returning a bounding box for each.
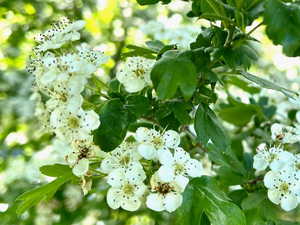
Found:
[268,153,277,162]
[78,147,89,159]
[155,183,173,195]
[152,137,163,148]
[123,183,135,195]
[59,93,68,102]
[120,155,130,166]
[279,183,289,193]
[68,116,80,128]
[174,163,185,174]
[133,68,145,77]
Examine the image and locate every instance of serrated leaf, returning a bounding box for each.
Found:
[175,177,246,225]
[151,51,197,100]
[16,176,70,215]
[264,0,300,57]
[195,103,230,150]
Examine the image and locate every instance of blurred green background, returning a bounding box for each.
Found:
[1,0,300,224]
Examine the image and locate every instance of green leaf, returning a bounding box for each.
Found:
[226,76,260,94]
[171,102,192,125]
[173,181,203,225]
[136,0,171,5]
[145,40,165,53]
[122,44,156,59]
[241,192,266,210]
[218,104,260,126]
[151,51,197,100]
[264,0,300,57]
[175,177,246,225]
[195,103,230,150]
[238,71,297,98]
[93,99,129,151]
[126,95,151,118]
[16,176,70,215]
[40,164,73,177]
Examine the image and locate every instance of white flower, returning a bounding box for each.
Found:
[35,18,85,52]
[253,145,294,172]
[264,169,300,211]
[106,168,147,211]
[60,45,107,75]
[157,147,203,188]
[100,142,142,174]
[50,106,100,141]
[66,138,104,177]
[135,127,181,160]
[271,123,300,144]
[146,172,185,212]
[116,57,155,93]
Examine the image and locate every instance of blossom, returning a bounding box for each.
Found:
[146,172,185,212]
[253,144,294,172]
[106,168,147,211]
[35,18,85,52]
[66,138,104,177]
[116,57,155,93]
[135,127,181,160]
[271,123,300,144]
[156,147,203,187]
[50,106,100,142]
[100,142,142,174]
[264,169,300,211]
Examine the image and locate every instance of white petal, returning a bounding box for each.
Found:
[107,169,125,187]
[50,109,63,128]
[280,193,298,211]
[186,159,203,178]
[270,151,294,172]
[163,192,183,212]
[146,193,164,211]
[134,183,147,197]
[174,147,190,164]
[264,171,278,189]
[174,175,189,192]
[123,77,145,93]
[267,189,281,204]
[253,154,268,171]
[72,158,89,177]
[157,149,174,165]
[83,110,100,131]
[163,130,180,148]
[100,156,117,174]
[157,165,175,183]
[296,111,300,124]
[67,95,83,113]
[135,127,151,142]
[137,143,157,160]
[107,187,122,209]
[66,152,77,165]
[125,164,146,183]
[121,196,141,211]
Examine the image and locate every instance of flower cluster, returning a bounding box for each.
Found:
[27,18,107,177]
[141,21,201,49]
[100,128,203,212]
[254,144,300,211]
[116,56,155,93]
